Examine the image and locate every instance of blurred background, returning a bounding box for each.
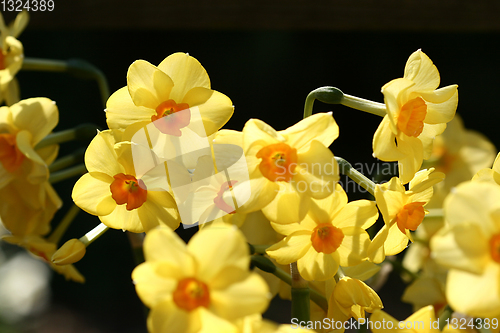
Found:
[1,1,500,332]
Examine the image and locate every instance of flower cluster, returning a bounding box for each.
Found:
[1,13,498,333]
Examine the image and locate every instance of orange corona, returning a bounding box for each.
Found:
[151,99,190,136]
[0,133,25,172]
[396,202,426,234]
[173,278,210,311]
[490,234,500,264]
[310,223,344,254]
[397,97,427,137]
[110,173,147,210]
[256,142,297,182]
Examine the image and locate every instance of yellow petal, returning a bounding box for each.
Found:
[16,130,49,184]
[210,273,270,321]
[372,116,406,161]
[9,11,29,38]
[381,77,415,129]
[446,263,500,319]
[157,53,211,102]
[84,130,123,176]
[397,135,424,184]
[294,140,337,199]
[106,86,153,130]
[404,49,440,91]
[11,98,58,145]
[266,230,311,265]
[375,178,406,223]
[421,85,458,124]
[419,122,447,160]
[336,227,371,266]
[262,182,310,224]
[430,222,489,274]
[231,177,278,215]
[281,112,339,151]
[98,204,144,233]
[243,118,283,156]
[183,87,233,137]
[138,191,180,232]
[297,245,339,281]
[188,226,249,288]
[72,173,116,216]
[127,60,174,109]
[132,262,178,308]
[334,200,378,230]
[147,300,195,333]
[342,261,381,281]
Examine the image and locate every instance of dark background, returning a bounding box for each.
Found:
[2,1,500,332]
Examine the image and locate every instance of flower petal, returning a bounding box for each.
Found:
[297,246,339,281]
[84,130,123,176]
[132,262,178,308]
[403,49,440,91]
[72,173,116,216]
[266,230,312,265]
[127,60,174,109]
[138,191,180,232]
[421,85,458,124]
[262,182,310,224]
[106,86,153,130]
[157,53,211,102]
[281,112,338,151]
[11,97,58,145]
[99,204,144,233]
[372,116,406,161]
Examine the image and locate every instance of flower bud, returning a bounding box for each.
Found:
[51,239,86,265]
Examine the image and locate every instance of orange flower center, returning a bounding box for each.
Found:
[213,180,238,214]
[173,277,210,312]
[0,133,25,173]
[311,223,344,254]
[397,97,427,137]
[490,234,500,264]
[396,202,426,234]
[151,99,191,136]
[256,142,297,182]
[109,173,147,210]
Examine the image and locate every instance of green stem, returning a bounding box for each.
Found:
[79,223,109,247]
[49,148,85,173]
[250,256,328,312]
[47,204,81,245]
[438,305,453,331]
[127,232,145,265]
[340,94,386,117]
[335,156,376,195]
[291,262,310,322]
[252,244,271,254]
[303,86,386,118]
[36,123,99,150]
[22,58,110,107]
[49,164,87,184]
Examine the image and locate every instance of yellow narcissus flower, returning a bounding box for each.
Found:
[0,11,28,105]
[373,49,458,184]
[106,52,233,137]
[369,168,444,262]
[430,181,500,319]
[266,185,378,281]
[473,151,500,185]
[0,97,59,187]
[218,113,339,224]
[132,226,270,333]
[327,276,383,333]
[72,130,180,233]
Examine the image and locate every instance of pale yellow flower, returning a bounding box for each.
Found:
[217,113,339,224]
[267,185,378,281]
[369,168,444,263]
[72,130,180,233]
[0,11,28,105]
[431,181,500,319]
[373,49,458,184]
[106,52,233,137]
[132,226,270,333]
[327,276,383,333]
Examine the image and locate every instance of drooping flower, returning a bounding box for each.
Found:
[132,226,270,333]
[106,52,233,138]
[217,113,339,224]
[369,168,444,263]
[373,49,458,184]
[327,276,383,333]
[72,130,180,233]
[266,185,378,281]
[0,11,28,106]
[430,181,500,319]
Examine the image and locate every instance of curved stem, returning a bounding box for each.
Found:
[49,148,85,173]
[47,204,81,245]
[291,262,310,322]
[49,164,87,184]
[22,58,110,107]
[341,94,386,117]
[335,156,376,195]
